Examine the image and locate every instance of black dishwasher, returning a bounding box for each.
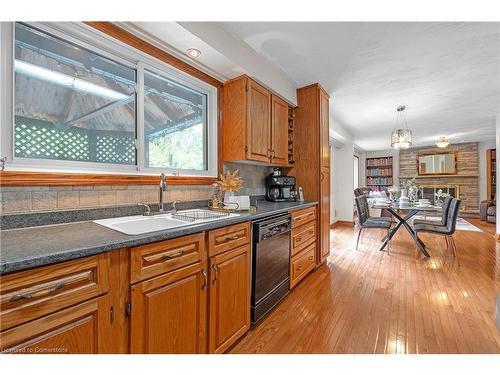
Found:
[251,214,291,324]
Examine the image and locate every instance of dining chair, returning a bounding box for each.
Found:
[354,195,392,252]
[413,196,453,226]
[413,198,461,263]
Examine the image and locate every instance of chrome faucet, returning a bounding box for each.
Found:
[159,173,167,212]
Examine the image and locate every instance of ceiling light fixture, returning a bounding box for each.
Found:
[186,48,201,58]
[390,105,412,150]
[436,136,450,148]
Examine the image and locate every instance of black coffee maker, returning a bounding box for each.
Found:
[265,175,296,202]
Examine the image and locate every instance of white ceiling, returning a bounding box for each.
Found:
[216,22,500,151]
[128,22,500,151]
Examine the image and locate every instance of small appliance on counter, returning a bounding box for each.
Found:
[265,175,296,202]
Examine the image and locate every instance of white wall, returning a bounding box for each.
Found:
[331,142,355,222]
[478,140,496,201]
[178,22,298,105]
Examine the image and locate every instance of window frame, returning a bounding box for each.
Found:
[0,21,218,178]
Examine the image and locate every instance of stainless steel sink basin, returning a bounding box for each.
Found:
[93,209,239,235]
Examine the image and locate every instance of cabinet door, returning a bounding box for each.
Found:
[270,94,289,165]
[319,89,330,169]
[0,296,110,354]
[247,79,271,162]
[209,244,251,354]
[319,167,331,263]
[130,262,207,354]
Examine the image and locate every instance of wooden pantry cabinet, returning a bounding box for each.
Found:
[223,75,291,166]
[289,84,331,265]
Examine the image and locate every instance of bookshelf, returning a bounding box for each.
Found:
[487,149,496,200]
[366,156,393,191]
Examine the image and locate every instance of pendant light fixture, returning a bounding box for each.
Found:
[436,136,450,148]
[390,105,412,150]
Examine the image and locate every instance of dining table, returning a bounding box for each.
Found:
[371,203,443,257]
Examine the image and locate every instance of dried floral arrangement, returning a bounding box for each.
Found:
[217,169,243,192]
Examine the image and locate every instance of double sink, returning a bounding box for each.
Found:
[94,209,240,235]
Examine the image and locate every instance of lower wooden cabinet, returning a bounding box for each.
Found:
[0,295,110,354]
[130,262,207,354]
[1,215,320,354]
[209,244,251,354]
[320,167,331,263]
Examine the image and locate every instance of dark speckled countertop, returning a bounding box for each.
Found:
[0,201,317,275]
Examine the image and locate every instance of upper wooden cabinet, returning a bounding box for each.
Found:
[223,75,291,166]
[271,94,289,165]
[319,90,330,169]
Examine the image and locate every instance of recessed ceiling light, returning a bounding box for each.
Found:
[186,48,201,58]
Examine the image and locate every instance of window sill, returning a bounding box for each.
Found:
[0,171,217,186]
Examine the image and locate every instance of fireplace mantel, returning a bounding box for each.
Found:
[400,174,478,179]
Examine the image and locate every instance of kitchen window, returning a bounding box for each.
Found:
[0,22,218,177]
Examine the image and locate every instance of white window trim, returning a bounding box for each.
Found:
[0,21,218,177]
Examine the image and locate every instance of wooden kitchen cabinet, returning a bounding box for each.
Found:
[271,94,289,165]
[320,167,331,263]
[320,89,330,169]
[290,206,318,288]
[222,75,291,166]
[0,296,111,354]
[130,262,208,354]
[289,84,331,265]
[208,244,251,354]
[0,253,110,332]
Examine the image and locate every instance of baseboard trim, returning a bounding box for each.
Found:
[331,220,355,228]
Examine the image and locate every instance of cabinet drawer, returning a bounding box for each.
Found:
[291,220,316,257]
[130,232,206,284]
[0,254,110,331]
[0,295,109,354]
[208,222,250,257]
[291,206,317,228]
[290,244,316,289]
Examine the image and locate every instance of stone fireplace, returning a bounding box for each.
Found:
[399,142,479,213]
[419,185,459,206]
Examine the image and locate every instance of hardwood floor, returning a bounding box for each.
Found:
[229,218,500,354]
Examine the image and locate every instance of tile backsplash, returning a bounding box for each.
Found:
[0,163,272,214]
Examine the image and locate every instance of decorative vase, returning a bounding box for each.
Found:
[224,191,235,203]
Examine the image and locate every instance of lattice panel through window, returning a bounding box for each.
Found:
[14,122,135,165]
[96,134,135,164]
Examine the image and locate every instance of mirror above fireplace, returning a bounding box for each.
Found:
[417,152,457,175]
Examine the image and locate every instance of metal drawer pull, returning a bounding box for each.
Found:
[308,256,314,261]
[212,264,218,284]
[10,281,65,302]
[161,249,185,260]
[201,270,207,289]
